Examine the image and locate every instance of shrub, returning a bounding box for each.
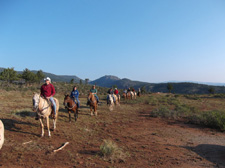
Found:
[100,139,127,163]
[187,110,225,131]
[151,106,176,119]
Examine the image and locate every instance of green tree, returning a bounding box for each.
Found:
[141,86,146,93]
[22,68,37,83]
[167,83,173,93]
[85,78,89,85]
[80,79,83,85]
[208,87,215,94]
[70,79,74,84]
[0,68,18,82]
[36,70,45,84]
[112,85,117,89]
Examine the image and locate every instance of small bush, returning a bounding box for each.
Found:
[100,139,127,163]
[187,110,225,131]
[151,106,176,119]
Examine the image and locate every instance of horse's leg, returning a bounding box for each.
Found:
[69,111,71,122]
[46,116,51,137]
[90,106,93,116]
[94,106,97,116]
[75,109,78,121]
[39,118,44,137]
[53,118,56,131]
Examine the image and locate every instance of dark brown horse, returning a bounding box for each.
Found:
[63,94,78,122]
[87,92,98,116]
[137,91,141,97]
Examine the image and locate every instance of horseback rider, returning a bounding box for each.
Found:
[107,88,116,103]
[70,86,80,108]
[89,85,99,103]
[114,88,119,95]
[123,89,127,94]
[38,77,57,119]
[114,88,119,99]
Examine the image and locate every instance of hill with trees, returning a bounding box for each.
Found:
[1,67,225,94]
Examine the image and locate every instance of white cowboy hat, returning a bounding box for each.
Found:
[44,77,51,82]
[115,88,117,90]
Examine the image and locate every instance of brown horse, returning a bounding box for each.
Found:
[87,92,98,116]
[63,94,78,122]
[114,94,120,104]
[122,92,127,99]
[137,91,141,97]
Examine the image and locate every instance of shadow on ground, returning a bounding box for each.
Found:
[184,144,225,167]
[1,118,39,137]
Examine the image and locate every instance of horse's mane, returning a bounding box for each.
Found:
[88,92,96,100]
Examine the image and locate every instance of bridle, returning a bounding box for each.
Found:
[64,96,76,110]
[33,94,51,117]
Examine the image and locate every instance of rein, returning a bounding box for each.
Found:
[65,103,76,110]
[88,95,96,105]
[37,96,51,117]
[64,97,76,110]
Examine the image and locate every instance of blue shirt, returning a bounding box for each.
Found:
[70,90,79,98]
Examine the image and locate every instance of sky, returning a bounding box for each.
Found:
[0,0,225,83]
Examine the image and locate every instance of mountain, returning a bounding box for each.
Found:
[0,67,82,83]
[90,76,225,94]
[89,75,150,89]
[89,75,120,86]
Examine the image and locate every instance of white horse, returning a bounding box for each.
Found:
[130,91,134,99]
[0,120,4,150]
[133,91,137,99]
[107,94,114,111]
[32,93,59,137]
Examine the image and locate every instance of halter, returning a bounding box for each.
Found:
[88,94,96,104]
[64,96,76,110]
[33,94,51,118]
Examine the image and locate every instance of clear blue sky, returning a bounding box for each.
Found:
[1,0,225,83]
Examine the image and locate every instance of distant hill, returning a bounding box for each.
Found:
[90,75,225,94]
[1,67,225,94]
[145,82,225,94]
[89,75,149,89]
[0,67,82,83]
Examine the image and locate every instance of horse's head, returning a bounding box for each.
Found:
[63,94,71,108]
[87,92,93,99]
[32,93,40,111]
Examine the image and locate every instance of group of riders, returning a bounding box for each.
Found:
[36,77,139,120]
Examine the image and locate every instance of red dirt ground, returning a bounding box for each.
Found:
[1,102,225,168]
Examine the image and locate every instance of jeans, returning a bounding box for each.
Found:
[94,95,99,102]
[73,97,80,108]
[49,97,56,115]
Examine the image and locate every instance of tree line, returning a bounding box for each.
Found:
[0,68,45,83]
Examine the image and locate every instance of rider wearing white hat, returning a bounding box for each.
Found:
[37,77,56,119]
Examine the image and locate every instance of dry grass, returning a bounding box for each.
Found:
[100,139,128,163]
